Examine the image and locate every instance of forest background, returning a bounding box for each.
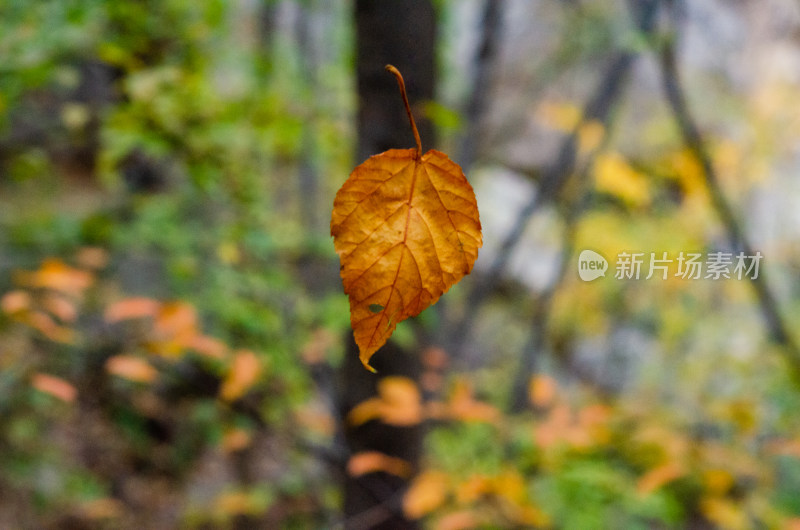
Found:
[2,1,800,528]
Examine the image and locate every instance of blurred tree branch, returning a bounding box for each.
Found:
[447,0,662,360]
[458,0,505,172]
[657,14,800,380]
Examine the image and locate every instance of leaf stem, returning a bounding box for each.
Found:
[385,64,422,158]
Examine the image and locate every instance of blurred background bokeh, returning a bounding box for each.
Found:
[2,0,800,528]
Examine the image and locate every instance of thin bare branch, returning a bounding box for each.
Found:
[657,24,800,380]
[447,0,662,360]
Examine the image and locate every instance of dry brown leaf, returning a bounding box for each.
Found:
[79,498,124,520]
[75,246,110,270]
[331,66,481,370]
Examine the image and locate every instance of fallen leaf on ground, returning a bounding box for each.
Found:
[31,373,77,402]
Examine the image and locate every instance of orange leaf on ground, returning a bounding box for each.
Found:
[31,373,77,402]
[106,355,159,383]
[529,374,558,408]
[637,462,685,495]
[445,379,500,423]
[347,376,422,427]
[104,297,161,322]
[1,290,31,314]
[24,311,75,343]
[42,293,78,322]
[434,510,481,530]
[347,451,413,478]
[404,470,449,519]
[16,258,93,296]
[219,350,262,402]
[186,334,228,359]
[150,301,198,356]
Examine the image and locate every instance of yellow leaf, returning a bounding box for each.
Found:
[331,66,481,370]
[214,491,260,516]
[219,350,262,402]
[703,468,735,496]
[700,497,748,530]
[455,475,492,505]
[347,451,413,478]
[669,148,707,198]
[105,355,158,383]
[31,373,77,402]
[491,469,526,504]
[593,152,650,207]
[577,120,605,154]
[536,101,582,131]
[404,470,449,519]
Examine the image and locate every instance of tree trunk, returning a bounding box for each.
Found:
[338,2,437,528]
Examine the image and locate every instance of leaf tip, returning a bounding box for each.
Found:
[360,356,378,374]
